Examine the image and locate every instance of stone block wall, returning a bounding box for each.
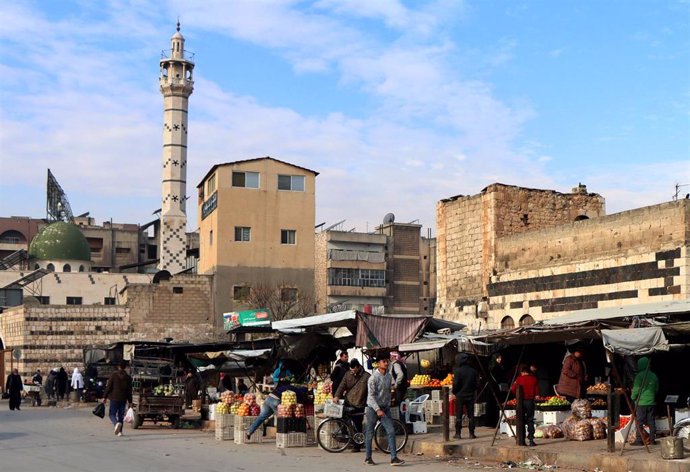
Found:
[486,200,689,328]
[436,183,606,324]
[314,232,328,313]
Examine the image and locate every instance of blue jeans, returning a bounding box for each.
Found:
[109,399,126,426]
[247,395,279,435]
[365,406,397,460]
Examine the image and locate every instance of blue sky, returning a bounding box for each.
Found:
[1,0,688,234]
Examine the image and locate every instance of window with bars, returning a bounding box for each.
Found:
[277,174,305,191]
[233,286,251,301]
[104,297,116,305]
[232,171,260,188]
[234,226,251,242]
[328,268,386,287]
[281,287,298,302]
[66,296,83,305]
[281,229,296,245]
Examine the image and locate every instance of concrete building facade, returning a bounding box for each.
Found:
[197,157,318,319]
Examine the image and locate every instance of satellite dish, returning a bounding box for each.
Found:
[383,213,395,224]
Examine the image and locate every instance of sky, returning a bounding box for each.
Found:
[1,0,689,235]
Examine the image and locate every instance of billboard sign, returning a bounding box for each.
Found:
[223,308,271,330]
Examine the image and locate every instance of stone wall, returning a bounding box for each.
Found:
[487,200,689,328]
[436,183,606,325]
[314,232,328,313]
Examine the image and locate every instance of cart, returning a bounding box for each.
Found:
[131,391,185,429]
[22,384,42,406]
[129,357,185,429]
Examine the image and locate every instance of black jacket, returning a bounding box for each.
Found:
[452,353,479,399]
[330,359,349,394]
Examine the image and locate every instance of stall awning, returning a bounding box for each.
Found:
[543,300,690,326]
[398,338,450,352]
[356,313,427,349]
[602,327,670,356]
[271,310,357,332]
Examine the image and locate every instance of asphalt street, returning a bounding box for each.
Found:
[0,402,504,472]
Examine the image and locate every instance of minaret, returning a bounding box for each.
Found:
[158,21,194,273]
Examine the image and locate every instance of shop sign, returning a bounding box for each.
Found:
[201,191,217,220]
[223,308,271,330]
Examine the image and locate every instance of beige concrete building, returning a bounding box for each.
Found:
[314,222,436,315]
[73,216,141,272]
[197,157,318,318]
[435,183,690,330]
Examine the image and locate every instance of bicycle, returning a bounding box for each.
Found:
[316,407,408,454]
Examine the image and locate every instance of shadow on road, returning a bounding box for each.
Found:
[0,432,28,441]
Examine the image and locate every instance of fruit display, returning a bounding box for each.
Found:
[220,390,235,405]
[410,374,431,387]
[591,398,607,409]
[440,373,453,386]
[314,382,331,404]
[505,399,517,408]
[152,382,181,396]
[294,403,305,418]
[586,383,609,395]
[281,390,297,406]
[420,359,431,369]
[216,402,232,415]
[426,378,442,387]
[536,396,571,410]
[230,402,241,415]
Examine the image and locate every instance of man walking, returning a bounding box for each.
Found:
[333,359,370,452]
[5,368,23,411]
[364,355,404,466]
[103,360,133,437]
[452,353,479,440]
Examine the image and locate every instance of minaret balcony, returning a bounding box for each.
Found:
[160,49,195,64]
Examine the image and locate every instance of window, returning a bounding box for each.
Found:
[36,296,50,305]
[328,268,386,287]
[519,314,535,327]
[115,247,130,254]
[233,286,251,301]
[232,171,259,188]
[104,297,116,305]
[78,265,85,272]
[66,297,83,305]
[281,287,298,302]
[234,226,251,242]
[47,263,55,272]
[501,316,515,329]
[173,287,184,294]
[209,230,213,246]
[281,229,296,245]
[63,264,71,272]
[206,173,217,194]
[277,174,305,191]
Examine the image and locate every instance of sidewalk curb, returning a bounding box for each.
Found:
[407,438,690,472]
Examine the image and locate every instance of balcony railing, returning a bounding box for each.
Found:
[160,49,195,63]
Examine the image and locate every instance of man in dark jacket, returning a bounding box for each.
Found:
[452,353,479,440]
[5,368,24,411]
[334,359,371,452]
[330,351,349,395]
[103,360,133,437]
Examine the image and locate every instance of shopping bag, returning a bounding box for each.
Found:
[92,402,106,418]
[124,407,135,424]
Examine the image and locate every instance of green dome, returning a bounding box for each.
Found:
[29,222,91,262]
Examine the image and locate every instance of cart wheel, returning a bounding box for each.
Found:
[132,414,142,429]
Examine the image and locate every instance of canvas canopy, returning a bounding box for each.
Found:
[543,300,690,325]
[602,326,671,356]
[271,310,357,332]
[398,333,497,356]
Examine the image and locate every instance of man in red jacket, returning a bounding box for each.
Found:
[511,364,539,446]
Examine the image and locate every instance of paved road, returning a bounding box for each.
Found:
[0,402,507,472]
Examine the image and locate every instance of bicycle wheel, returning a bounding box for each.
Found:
[316,418,352,453]
[374,418,408,453]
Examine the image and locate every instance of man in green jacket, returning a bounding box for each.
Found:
[631,357,659,445]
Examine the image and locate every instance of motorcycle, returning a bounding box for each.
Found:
[672,396,690,453]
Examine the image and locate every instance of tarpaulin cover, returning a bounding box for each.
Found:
[601,327,669,356]
[355,313,427,349]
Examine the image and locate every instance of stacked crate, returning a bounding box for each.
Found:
[234,416,263,444]
[276,431,307,448]
[275,417,307,448]
[215,414,234,441]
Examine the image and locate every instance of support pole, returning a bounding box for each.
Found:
[443,386,450,442]
[516,385,525,446]
[611,360,651,455]
[607,385,615,452]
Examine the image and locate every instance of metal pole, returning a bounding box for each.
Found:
[442,386,450,442]
[516,385,525,446]
[607,385,615,452]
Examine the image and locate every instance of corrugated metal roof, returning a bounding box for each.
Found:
[543,300,690,326]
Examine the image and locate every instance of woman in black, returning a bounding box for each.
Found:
[5,368,24,410]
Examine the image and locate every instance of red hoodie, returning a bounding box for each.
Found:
[511,373,539,400]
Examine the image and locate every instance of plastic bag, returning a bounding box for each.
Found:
[124,407,135,424]
[537,425,564,439]
[588,418,607,439]
[92,402,105,418]
[571,399,592,419]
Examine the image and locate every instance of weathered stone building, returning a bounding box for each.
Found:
[435,183,689,331]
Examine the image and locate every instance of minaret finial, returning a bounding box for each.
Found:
[176,17,180,32]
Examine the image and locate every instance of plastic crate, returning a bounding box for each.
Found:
[317,418,341,450]
[233,416,263,444]
[215,426,233,441]
[324,401,344,418]
[431,389,441,401]
[216,413,234,428]
[276,432,307,448]
[307,416,316,445]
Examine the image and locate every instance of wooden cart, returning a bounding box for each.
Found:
[131,392,185,429]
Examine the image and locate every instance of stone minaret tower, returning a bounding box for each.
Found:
[158,22,194,273]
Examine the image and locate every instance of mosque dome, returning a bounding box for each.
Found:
[28,222,91,262]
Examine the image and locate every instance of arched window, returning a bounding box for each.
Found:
[0,229,27,243]
[63,264,71,272]
[520,314,535,327]
[47,263,55,272]
[574,215,589,221]
[34,263,40,270]
[501,316,515,329]
[79,265,85,272]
